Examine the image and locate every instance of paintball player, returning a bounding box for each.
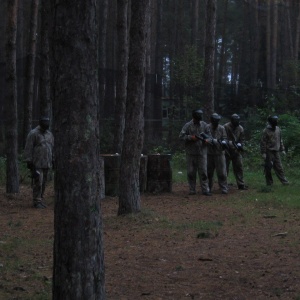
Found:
[179,109,212,196]
[206,113,229,194]
[260,115,289,186]
[224,113,248,190]
[24,116,54,208]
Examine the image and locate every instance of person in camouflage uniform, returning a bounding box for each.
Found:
[260,115,289,186]
[179,109,212,196]
[206,113,229,194]
[24,116,54,208]
[224,113,248,190]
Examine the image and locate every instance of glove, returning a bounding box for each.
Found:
[261,153,267,160]
[27,162,34,170]
[191,135,198,142]
[281,151,286,156]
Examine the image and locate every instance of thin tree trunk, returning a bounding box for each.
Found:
[51,0,105,298]
[250,0,259,105]
[118,0,151,215]
[266,0,271,89]
[39,0,51,117]
[191,0,199,46]
[113,0,129,154]
[23,0,39,145]
[153,0,163,140]
[216,0,228,111]
[294,2,300,60]
[5,0,19,193]
[99,0,108,123]
[203,0,216,119]
[285,0,294,59]
[270,0,278,89]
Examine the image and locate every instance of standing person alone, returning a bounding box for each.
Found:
[206,113,229,194]
[224,113,248,190]
[260,115,289,186]
[24,116,54,208]
[179,109,212,196]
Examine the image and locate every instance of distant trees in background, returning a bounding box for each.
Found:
[1,0,300,155]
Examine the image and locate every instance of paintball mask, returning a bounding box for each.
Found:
[230,114,240,127]
[192,109,203,122]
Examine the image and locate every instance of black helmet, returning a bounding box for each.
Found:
[210,113,221,125]
[192,109,203,121]
[230,113,240,127]
[268,115,278,127]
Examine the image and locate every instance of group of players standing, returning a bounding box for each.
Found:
[179,110,289,196]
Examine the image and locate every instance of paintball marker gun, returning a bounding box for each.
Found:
[195,132,214,146]
[218,139,229,151]
[232,141,244,152]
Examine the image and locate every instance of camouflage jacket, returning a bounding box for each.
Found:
[24,126,54,168]
[260,125,285,154]
[224,122,245,153]
[179,120,211,155]
[206,124,227,155]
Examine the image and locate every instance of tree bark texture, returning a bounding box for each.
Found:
[191,0,199,46]
[216,0,228,110]
[5,0,19,194]
[203,0,216,119]
[98,0,108,122]
[39,0,51,117]
[50,1,105,299]
[250,0,259,105]
[118,0,150,215]
[23,0,39,144]
[113,0,129,154]
[266,0,271,89]
[294,1,300,60]
[270,0,278,89]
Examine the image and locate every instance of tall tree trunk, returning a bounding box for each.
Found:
[144,0,155,145]
[285,0,294,59]
[294,1,300,83]
[266,0,271,89]
[99,0,108,123]
[153,0,162,141]
[39,0,51,117]
[250,0,259,106]
[51,1,105,298]
[216,0,228,111]
[103,0,117,118]
[113,0,129,154]
[295,2,300,60]
[203,0,216,119]
[191,0,199,46]
[23,0,39,145]
[5,0,19,194]
[270,0,278,89]
[118,0,150,215]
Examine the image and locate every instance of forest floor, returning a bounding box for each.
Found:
[0,182,300,300]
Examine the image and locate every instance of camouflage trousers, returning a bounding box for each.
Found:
[32,168,49,205]
[225,152,245,187]
[186,154,210,194]
[207,154,228,193]
[264,150,289,185]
